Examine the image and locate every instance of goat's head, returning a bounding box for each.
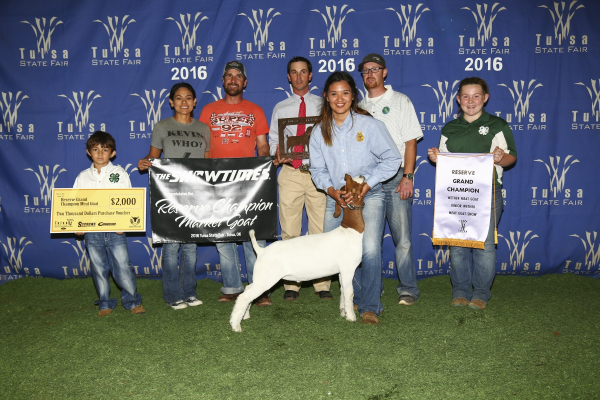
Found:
[334,174,366,233]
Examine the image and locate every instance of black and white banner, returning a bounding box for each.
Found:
[149,157,277,243]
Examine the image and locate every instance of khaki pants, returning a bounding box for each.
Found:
[278,165,330,292]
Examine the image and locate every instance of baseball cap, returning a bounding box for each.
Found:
[358,53,386,71]
[223,61,246,79]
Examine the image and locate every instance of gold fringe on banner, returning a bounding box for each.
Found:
[432,238,485,250]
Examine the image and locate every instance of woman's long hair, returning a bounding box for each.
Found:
[316,71,370,146]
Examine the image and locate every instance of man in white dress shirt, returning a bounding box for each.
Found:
[269,56,331,301]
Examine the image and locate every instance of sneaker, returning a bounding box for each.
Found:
[450,298,469,307]
[169,300,188,310]
[315,291,334,300]
[468,299,487,310]
[284,290,298,300]
[218,293,241,303]
[98,308,113,317]
[185,297,203,307]
[131,305,146,314]
[398,295,415,306]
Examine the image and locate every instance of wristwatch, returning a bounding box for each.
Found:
[403,173,414,181]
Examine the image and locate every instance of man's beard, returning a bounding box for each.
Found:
[363,79,378,90]
[224,84,243,97]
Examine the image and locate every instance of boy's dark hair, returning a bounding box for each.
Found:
[287,56,312,74]
[86,131,116,152]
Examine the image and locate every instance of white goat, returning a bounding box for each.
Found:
[230,174,366,332]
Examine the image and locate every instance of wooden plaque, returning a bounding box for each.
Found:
[278,116,319,160]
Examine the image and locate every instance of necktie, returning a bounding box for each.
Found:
[291,96,306,169]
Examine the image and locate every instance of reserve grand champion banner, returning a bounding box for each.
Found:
[433,153,494,249]
[1,0,600,283]
[149,157,277,243]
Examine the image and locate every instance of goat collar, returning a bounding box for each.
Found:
[340,193,365,210]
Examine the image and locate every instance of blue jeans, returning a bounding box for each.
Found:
[161,243,197,304]
[324,185,386,316]
[84,232,142,310]
[216,240,266,294]
[449,186,504,303]
[383,169,419,299]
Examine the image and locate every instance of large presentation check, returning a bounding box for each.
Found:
[50,188,146,233]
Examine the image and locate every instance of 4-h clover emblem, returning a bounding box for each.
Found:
[109,173,120,183]
[478,126,489,136]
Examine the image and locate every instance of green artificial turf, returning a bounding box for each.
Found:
[1,274,599,399]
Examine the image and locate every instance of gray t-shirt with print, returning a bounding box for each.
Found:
[151,117,210,158]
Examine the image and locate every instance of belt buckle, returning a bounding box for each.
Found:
[298,163,311,173]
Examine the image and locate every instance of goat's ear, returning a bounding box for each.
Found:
[344,174,353,190]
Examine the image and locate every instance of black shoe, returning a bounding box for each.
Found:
[284,290,298,300]
[315,290,333,300]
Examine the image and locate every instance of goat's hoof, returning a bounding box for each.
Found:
[231,324,242,333]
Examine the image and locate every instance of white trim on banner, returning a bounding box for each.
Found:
[433,153,494,249]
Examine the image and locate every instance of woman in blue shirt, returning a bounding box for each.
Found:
[310,71,401,324]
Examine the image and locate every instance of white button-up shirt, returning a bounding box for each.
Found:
[73,162,132,189]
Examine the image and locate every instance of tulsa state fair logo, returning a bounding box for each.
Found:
[458,2,509,55]
[498,231,539,273]
[91,15,141,66]
[309,5,359,60]
[0,91,29,134]
[236,8,285,59]
[383,3,433,56]
[1,237,32,274]
[535,0,587,53]
[531,155,582,206]
[23,164,66,212]
[420,80,460,130]
[129,88,169,139]
[572,79,600,128]
[57,90,106,136]
[19,16,68,67]
[566,231,600,273]
[164,12,213,63]
[496,79,546,129]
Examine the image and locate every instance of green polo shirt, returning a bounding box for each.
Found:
[440,110,517,184]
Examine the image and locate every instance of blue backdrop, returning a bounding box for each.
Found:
[1,0,599,285]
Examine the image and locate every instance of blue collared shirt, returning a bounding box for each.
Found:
[309,111,402,191]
